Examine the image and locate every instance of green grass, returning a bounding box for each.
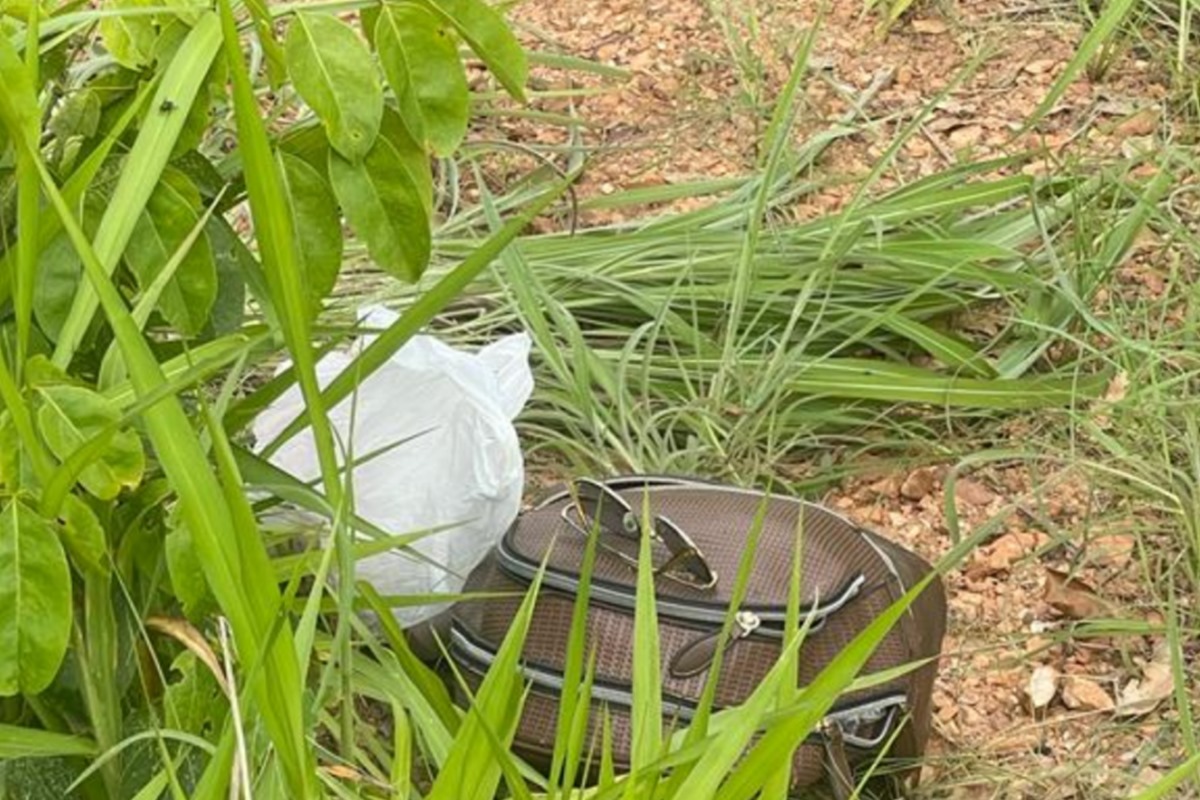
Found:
[359,150,1151,485]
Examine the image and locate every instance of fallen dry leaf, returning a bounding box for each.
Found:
[1024,664,1059,713]
[1115,661,1174,717]
[1043,569,1116,620]
[145,616,230,697]
[1062,676,1115,712]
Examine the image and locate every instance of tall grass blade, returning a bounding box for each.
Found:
[548,490,603,798]
[425,564,545,800]
[51,15,222,367]
[0,724,96,758]
[625,493,663,797]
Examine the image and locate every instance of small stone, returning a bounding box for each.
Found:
[900,468,936,501]
[1115,109,1158,138]
[1023,58,1058,75]
[1043,569,1114,620]
[948,124,984,149]
[911,18,949,35]
[1023,664,1059,713]
[1091,534,1136,568]
[955,479,995,507]
[968,531,1044,576]
[1025,635,1050,654]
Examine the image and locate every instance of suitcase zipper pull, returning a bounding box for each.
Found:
[734,610,761,638]
[667,611,761,679]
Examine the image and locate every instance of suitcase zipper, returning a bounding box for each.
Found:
[495,535,867,639]
[448,623,906,748]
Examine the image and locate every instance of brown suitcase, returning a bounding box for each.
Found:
[448,475,947,797]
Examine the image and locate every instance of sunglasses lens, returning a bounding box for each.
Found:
[654,516,716,587]
[565,481,717,589]
[572,480,639,543]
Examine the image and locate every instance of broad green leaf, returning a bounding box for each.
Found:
[205,224,248,336]
[414,0,527,101]
[0,500,72,696]
[375,2,470,156]
[380,105,434,215]
[48,89,101,143]
[34,194,105,343]
[284,12,383,161]
[164,0,208,25]
[60,494,109,577]
[123,168,218,336]
[98,0,158,69]
[165,523,209,619]
[279,151,343,312]
[361,2,381,47]
[164,651,227,735]
[33,233,83,342]
[24,355,78,389]
[0,724,96,758]
[205,214,267,332]
[328,128,430,283]
[36,385,145,500]
[278,118,332,172]
[0,412,38,491]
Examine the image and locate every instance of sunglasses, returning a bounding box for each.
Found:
[560,478,718,590]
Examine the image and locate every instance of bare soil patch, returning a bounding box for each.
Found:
[500,0,1181,224]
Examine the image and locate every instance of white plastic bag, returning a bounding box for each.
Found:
[252,305,533,627]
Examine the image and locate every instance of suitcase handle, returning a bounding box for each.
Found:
[562,477,718,590]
